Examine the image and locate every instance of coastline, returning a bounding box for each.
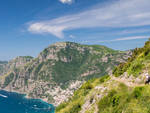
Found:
[0,88,55,108]
[0,89,55,113]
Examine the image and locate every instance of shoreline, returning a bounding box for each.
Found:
[0,89,55,107]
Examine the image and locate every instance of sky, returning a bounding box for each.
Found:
[0,0,150,60]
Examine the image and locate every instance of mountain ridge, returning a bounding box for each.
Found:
[0,42,131,106]
[56,39,150,113]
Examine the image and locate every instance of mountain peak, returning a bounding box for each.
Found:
[0,42,131,106]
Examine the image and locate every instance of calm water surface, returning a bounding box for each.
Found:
[0,90,55,113]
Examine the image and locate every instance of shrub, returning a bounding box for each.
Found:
[132,87,144,99]
[128,61,144,76]
[99,75,110,83]
[98,90,117,112]
[112,95,120,107]
[56,102,68,112]
[70,103,81,113]
[81,81,93,90]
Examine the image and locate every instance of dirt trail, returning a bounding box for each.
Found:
[80,76,146,113]
[111,76,145,87]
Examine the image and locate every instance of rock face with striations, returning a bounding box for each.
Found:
[0,61,8,76]
[0,42,131,106]
[0,57,33,76]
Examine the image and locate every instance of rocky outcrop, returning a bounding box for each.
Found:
[0,61,8,76]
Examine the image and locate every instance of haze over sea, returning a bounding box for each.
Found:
[0,90,55,113]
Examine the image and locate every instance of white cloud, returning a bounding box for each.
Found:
[28,0,150,38]
[117,29,150,35]
[82,36,150,43]
[69,35,75,38]
[28,23,66,38]
[112,36,149,41]
[59,0,73,4]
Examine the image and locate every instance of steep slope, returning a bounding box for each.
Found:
[113,39,150,77]
[56,39,150,113]
[0,56,33,88]
[0,56,33,76]
[0,61,8,76]
[0,42,130,106]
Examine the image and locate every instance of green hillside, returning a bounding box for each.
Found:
[0,42,130,106]
[56,39,150,113]
[113,39,150,77]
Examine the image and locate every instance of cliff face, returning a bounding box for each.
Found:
[0,57,33,76]
[0,42,131,106]
[0,61,8,76]
[56,40,150,113]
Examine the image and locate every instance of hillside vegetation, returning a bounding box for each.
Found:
[113,39,150,77]
[56,39,150,113]
[0,42,130,106]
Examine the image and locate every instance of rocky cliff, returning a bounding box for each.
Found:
[0,42,131,106]
[0,61,8,76]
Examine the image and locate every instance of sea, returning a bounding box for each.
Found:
[0,90,55,113]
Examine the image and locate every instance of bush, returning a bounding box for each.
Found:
[113,39,150,77]
[81,81,93,90]
[128,61,144,76]
[70,103,81,113]
[56,102,68,112]
[99,75,110,83]
[144,48,150,56]
[112,95,120,107]
[98,90,117,112]
[132,87,144,99]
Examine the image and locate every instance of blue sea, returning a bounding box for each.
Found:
[0,90,55,113]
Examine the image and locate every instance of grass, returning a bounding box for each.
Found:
[56,78,99,113]
[98,84,150,113]
[113,39,150,77]
[56,40,150,113]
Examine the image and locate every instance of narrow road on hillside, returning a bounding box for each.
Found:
[111,76,145,87]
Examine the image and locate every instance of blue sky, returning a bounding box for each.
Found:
[0,0,150,60]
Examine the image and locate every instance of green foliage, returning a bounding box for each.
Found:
[51,43,90,86]
[1,42,127,90]
[0,42,130,109]
[132,87,144,99]
[33,62,44,80]
[98,84,150,113]
[57,77,150,113]
[113,63,128,77]
[81,81,93,90]
[51,42,126,88]
[127,61,144,76]
[99,75,110,83]
[56,102,68,112]
[3,73,14,88]
[113,39,150,77]
[70,103,82,113]
[56,40,150,113]
[90,45,117,54]
[56,79,98,113]
[98,90,117,112]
